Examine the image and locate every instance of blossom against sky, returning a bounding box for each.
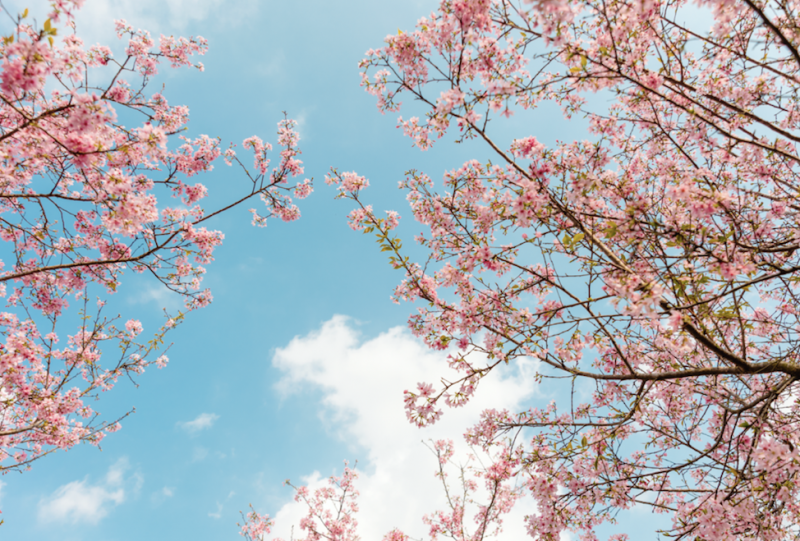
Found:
[0,1,662,540]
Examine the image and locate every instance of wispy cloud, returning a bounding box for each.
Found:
[37,458,132,525]
[208,490,235,520]
[128,282,185,313]
[6,0,258,45]
[208,502,223,519]
[192,446,210,463]
[178,412,220,433]
[151,485,175,505]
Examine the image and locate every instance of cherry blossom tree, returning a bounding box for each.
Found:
[246,0,800,540]
[0,1,310,477]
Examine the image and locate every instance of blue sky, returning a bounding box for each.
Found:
[0,1,669,540]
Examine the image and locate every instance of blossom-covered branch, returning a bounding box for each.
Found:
[341,0,800,538]
[0,1,311,480]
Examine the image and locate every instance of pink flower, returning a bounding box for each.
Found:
[125,319,143,336]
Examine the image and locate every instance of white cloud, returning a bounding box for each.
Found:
[38,458,131,525]
[150,485,175,505]
[208,502,223,519]
[290,108,314,141]
[179,412,220,433]
[128,283,185,313]
[208,489,235,520]
[268,315,541,541]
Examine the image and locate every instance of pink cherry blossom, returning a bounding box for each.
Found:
[0,2,311,488]
[321,0,800,538]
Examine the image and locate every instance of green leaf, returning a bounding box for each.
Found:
[21,8,28,18]
[44,18,51,31]
[573,232,585,244]
[580,56,587,68]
